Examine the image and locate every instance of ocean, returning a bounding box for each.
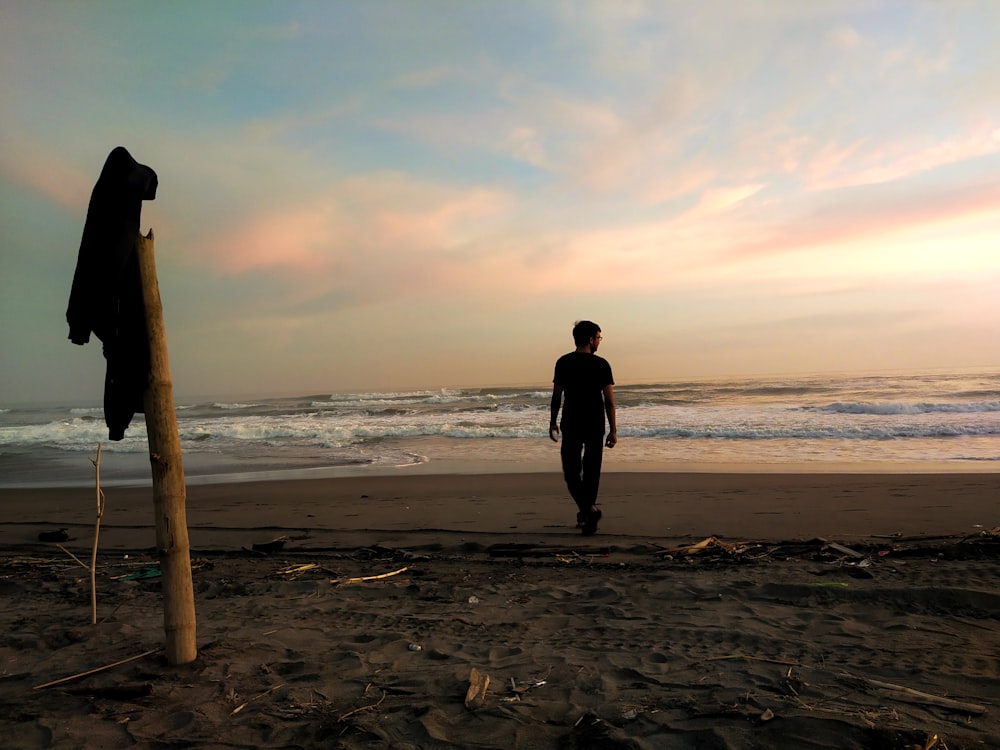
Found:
[1,370,997,488]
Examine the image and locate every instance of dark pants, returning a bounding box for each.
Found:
[560,431,605,513]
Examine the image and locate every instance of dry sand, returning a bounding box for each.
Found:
[1,471,999,749]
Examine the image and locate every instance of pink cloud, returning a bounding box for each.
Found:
[723,178,1000,260]
[0,139,92,212]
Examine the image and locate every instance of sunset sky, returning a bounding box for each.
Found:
[1,1,998,404]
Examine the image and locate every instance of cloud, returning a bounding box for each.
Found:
[800,126,1000,192]
[722,175,1000,261]
[0,138,92,213]
[684,183,766,219]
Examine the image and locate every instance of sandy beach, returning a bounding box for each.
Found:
[2,471,999,748]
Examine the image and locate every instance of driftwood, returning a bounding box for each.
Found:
[822,540,866,559]
[465,667,490,710]
[659,536,750,556]
[330,566,409,585]
[863,677,987,715]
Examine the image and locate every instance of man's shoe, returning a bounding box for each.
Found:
[581,507,602,536]
[576,511,585,528]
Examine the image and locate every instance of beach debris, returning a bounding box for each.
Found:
[113,566,162,581]
[37,528,70,542]
[464,667,490,710]
[923,734,950,750]
[467,595,480,604]
[657,536,757,559]
[508,677,547,697]
[275,562,319,577]
[758,707,775,723]
[488,543,611,558]
[251,537,286,555]
[56,544,91,571]
[844,673,987,715]
[338,685,386,722]
[408,643,422,652]
[32,647,162,690]
[330,566,409,585]
[649,534,1000,567]
[230,683,286,716]
[821,540,866,559]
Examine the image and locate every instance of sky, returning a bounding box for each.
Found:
[1,1,998,404]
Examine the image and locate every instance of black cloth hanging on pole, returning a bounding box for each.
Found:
[67,146,158,440]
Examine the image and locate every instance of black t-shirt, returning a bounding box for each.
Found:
[553,352,614,435]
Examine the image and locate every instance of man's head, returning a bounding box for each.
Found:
[572,320,602,350]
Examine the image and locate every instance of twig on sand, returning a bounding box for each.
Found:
[56,544,90,571]
[850,675,987,715]
[706,654,801,667]
[231,683,286,715]
[32,648,161,690]
[330,566,409,585]
[339,688,386,721]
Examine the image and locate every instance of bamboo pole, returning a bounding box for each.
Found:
[136,229,197,665]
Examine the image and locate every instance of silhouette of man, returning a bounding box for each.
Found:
[549,320,617,535]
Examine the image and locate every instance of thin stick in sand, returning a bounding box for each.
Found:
[32,648,162,690]
[56,544,90,571]
[90,443,106,625]
[861,677,988,715]
[330,566,409,585]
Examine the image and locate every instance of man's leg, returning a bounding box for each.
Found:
[580,434,605,508]
[560,433,589,515]
[579,435,605,535]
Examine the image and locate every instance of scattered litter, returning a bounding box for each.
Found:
[511,679,546,694]
[408,643,422,652]
[113,567,161,581]
[464,667,489,710]
[468,595,480,604]
[655,533,1000,568]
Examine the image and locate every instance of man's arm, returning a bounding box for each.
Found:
[549,384,562,441]
[603,384,618,448]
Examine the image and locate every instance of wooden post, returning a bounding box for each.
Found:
[136,229,198,665]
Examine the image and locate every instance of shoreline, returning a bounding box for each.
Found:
[1,454,997,491]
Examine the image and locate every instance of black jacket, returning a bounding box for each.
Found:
[67,146,158,440]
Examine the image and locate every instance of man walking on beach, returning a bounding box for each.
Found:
[550,320,617,535]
